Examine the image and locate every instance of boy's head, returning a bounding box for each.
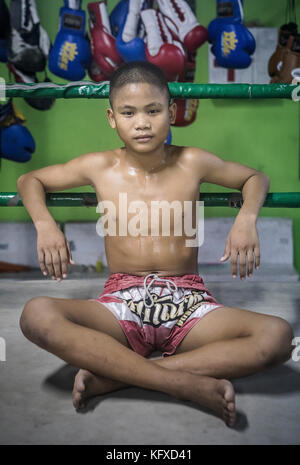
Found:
[107,61,176,151]
[109,61,172,110]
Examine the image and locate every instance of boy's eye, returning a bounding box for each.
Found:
[122,109,160,116]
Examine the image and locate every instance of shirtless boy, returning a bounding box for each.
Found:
[17,61,294,427]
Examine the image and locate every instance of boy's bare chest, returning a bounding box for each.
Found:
[93,161,200,206]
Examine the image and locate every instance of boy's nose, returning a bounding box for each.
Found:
[134,119,151,130]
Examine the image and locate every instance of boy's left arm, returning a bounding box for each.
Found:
[196,148,270,280]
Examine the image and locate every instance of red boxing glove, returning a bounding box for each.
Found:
[88,59,108,82]
[88,1,123,78]
[156,0,208,53]
[173,97,199,126]
[141,8,186,81]
[172,51,199,127]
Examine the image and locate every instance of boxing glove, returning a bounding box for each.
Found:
[65,0,82,8]
[165,128,172,144]
[88,1,123,78]
[110,0,128,37]
[110,0,153,37]
[173,96,199,127]
[8,0,51,74]
[0,99,35,163]
[156,0,208,53]
[0,99,25,127]
[88,59,108,82]
[172,51,199,127]
[115,0,147,62]
[141,9,186,81]
[49,3,91,80]
[208,0,256,69]
[7,62,56,111]
[271,34,300,84]
[0,0,10,63]
[0,124,35,163]
[268,22,298,78]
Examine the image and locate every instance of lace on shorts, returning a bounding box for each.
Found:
[143,273,178,308]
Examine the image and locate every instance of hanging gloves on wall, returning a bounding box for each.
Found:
[208,0,256,69]
[49,0,91,81]
[87,1,123,81]
[7,0,55,111]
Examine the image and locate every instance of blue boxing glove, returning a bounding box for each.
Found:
[49,1,91,80]
[208,0,255,69]
[165,129,172,145]
[110,0,128,37]
[0,124,35,163]
[0,99,35,163]
[114,0,147,62]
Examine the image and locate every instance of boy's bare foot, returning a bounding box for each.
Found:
[172,373,236,427]
[72,369,236,427]
[72,369,127,410]
[72,358,162,409]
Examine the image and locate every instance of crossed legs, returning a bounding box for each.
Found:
[19,297,294,427]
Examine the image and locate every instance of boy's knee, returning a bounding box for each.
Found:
[258,317,294,367]
[20,296,59,347]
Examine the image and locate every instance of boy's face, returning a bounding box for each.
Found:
[107,82,177,152]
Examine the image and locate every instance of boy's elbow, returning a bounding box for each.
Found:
[17,174,23,182]
[259,172,270,185]
[17,173,42,191]
[260,171,270,179]
[17,174,27,189]
[253,171,270,184]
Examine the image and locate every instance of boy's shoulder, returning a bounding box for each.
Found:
[79,149,119,170]
[172,145,205,166]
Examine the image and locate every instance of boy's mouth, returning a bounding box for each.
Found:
[134,135,153,143]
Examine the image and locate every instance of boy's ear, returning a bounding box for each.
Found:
[106,108,116,129]
[169,101,177,124]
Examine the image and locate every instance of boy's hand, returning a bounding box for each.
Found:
[219,216,260,280]
[36,222,75,282]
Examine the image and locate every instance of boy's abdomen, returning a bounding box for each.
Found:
[105,235,198,276]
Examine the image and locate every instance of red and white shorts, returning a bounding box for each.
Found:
[89,273,225,358]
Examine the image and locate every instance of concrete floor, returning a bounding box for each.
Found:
[0,270,300,445]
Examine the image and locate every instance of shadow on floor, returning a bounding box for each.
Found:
[43,361,300,396]
[42,362,300,432]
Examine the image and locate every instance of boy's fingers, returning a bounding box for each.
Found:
[230,250,238,277]
[58,247,69,278]
[51,250,62,280]
[254,246,260,269]
[38,250,47,275]
[44,250,55,278]
[66,240,75,264]
[238,251,247,280]
[247,250,254,276]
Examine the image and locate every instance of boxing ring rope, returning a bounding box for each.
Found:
[4,81,299,99]
[2,82,299,208]
[1,192,300,208]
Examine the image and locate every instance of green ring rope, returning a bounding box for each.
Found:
[3,82,300,99]
[1,82,299,209]
[1,192,299,208]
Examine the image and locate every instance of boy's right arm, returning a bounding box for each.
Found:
[17,153,98,281]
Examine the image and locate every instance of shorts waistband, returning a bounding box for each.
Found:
[102,272,206,296]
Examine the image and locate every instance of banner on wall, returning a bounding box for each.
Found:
[209,28,278,84]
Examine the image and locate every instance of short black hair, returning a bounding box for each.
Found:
[109,61,172,109]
